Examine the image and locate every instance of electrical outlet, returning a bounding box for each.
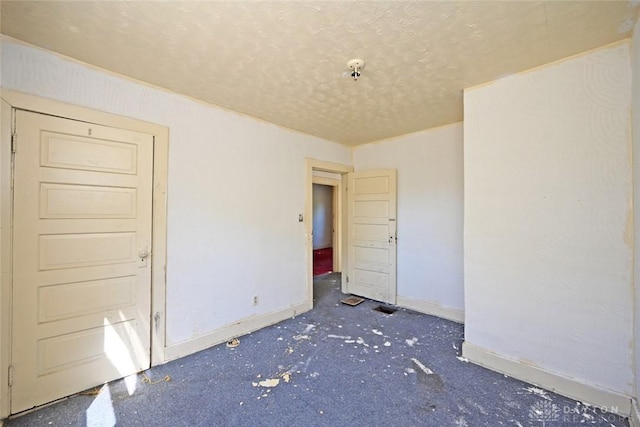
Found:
[252,295,259,306]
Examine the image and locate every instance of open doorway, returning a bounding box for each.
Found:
[305,159,353,311]
[312,183,335,276]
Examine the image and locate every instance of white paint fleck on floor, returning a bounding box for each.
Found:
[356,337,369,347]
[327,334,351,340]
[405,337,418,347]
[454,416,469,426]
[523,386,552,401]
[293,334,310,341]
[411,358,434,375]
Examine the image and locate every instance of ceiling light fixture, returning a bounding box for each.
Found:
[347,59,365,82]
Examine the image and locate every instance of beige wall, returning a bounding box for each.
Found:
[312,184,333,250]
[464,41,633,403]
[632,17,640,411]
[352,123,464,321]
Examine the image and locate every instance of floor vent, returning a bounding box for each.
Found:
[374,305,397,314]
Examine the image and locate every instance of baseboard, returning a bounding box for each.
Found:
[164,302,310,361]
[396,295,464,324]
[462,341,632,416]
[631,399,640,427]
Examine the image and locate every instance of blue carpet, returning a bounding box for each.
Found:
[5,273,629,426]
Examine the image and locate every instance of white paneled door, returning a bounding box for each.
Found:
[11,111,153,413]
[347,169,397,304]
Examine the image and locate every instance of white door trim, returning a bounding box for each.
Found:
[305,159,353,310]
[0,98,13,420]
[0,89,169,418]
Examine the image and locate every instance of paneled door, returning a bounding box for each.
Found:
[346,169,397,304]
[11,110,153,412]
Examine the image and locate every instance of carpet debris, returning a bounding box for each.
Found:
[371,329,383,335]
[258,378,280,388]
[523,386,551,401]
[226,338,240,348]
[405,337,418,347]
[293,334,310,341]
[411,358,434,375]
[456,356,469,363]
[78,387,102,396]
[454,416,469,427]
[141,373,171,385]
[356,337,369,347]
[302,324,316,334]
[327,334,351,340]
[383,341,391,347]
[280,372,291,383]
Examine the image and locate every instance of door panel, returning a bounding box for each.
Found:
[347,169,397,304]
[11,110,153,413]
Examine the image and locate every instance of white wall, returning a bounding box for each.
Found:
[464,42,633,400]
[633,17,640,410]
[0,40,351,350]
[352,123,464,321]
[312,184,333,249]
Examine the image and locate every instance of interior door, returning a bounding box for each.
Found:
[11,110,153,413]
[346,169,397,304]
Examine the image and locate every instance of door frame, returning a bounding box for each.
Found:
[0,90,169,418]
[304,159,353,310]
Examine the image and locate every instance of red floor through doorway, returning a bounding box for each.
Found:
[313,247,333,276]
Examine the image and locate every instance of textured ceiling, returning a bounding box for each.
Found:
[1,1,638,146]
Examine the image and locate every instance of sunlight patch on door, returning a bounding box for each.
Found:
[103,318,137,395]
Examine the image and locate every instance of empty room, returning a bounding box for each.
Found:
[1,1,639,426]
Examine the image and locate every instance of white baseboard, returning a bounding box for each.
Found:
[164,302,310,361]
[631,399,640,427]
[396,295,464,324]
[462,342,632,416]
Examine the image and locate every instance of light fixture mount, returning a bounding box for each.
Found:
[347,59,365,81]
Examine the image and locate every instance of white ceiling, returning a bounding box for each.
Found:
[2,1,638,146]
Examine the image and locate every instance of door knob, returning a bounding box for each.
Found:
[139,250,149,259]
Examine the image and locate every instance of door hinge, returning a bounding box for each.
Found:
[8,365,13,387]
[346,275,349,283]
[11,131,17,153]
